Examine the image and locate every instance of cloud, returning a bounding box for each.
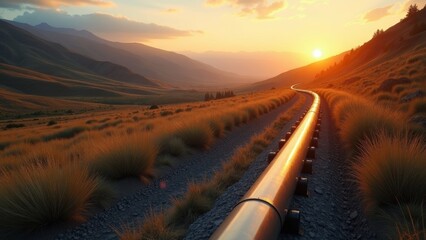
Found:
[363,5,393,22]
[163,8,179,14]
[206,0,286,19]
[13,9,199,41]
[0,0,113,9]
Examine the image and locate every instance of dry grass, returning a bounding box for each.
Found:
[175,123,213,149]
[319,88,426,238]
[0,89,295,234]
[355,132,426,213]
[0,162,113,234]
[89,134,157,180]
[117,94,305,239]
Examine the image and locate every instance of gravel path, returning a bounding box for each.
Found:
[280,96,376,240]
[44,93,305,240]
[185,94,377,239]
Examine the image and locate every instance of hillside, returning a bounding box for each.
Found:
[10,21,253,88]
[0,20,162,91]
[305,7,426,97]
[239,52,346,92]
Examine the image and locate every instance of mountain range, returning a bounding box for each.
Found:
[1,7,425,113]
[9,21,252,88]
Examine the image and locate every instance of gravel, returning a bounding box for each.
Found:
[33,94,304,240]
[280,97,375,240]
[185,94,377,240]
[184,94,311,239]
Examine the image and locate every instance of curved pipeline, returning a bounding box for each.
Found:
[210,85,320,240]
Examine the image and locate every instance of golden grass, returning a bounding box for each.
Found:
[175,123,213,149]
[318,88,425,238]
[0,162,113,234]
[355,132,426,213]
[118,212,183,240]
[0,89,295,234]
[89,134,157,180]
[117,94,305,239]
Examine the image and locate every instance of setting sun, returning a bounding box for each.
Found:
[312,49,323,59]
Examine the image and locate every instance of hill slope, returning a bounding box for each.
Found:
[305,7,426,98]
[10,21,253,88]
[0,20,165,100]
[239,52,346,92]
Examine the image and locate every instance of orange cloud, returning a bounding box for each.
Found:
[0,0,114,9]
[206,0,285,19]
[364,5,392,22]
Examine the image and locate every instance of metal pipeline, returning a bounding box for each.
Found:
[210,86,320,240]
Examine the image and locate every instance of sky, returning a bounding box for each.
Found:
[0,0,425,59]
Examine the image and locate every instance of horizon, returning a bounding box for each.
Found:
[1,0,424,60]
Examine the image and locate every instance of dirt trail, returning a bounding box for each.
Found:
[38,94,307,240]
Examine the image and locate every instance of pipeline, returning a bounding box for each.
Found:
[210,85,320,240]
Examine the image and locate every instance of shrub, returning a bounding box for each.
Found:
[85,119,97,124]
[245,107,258,120]
[4,123,25,129]
[158,137,186,157]
[175,124,213,149]
[207,118,224,138]
[354,132,426,214]
[0,163,112,234]
[167,184,214,227]
[339,106,403,155]
[221,115,234,131]
[42,127,86,142]
[90,135,157,180]
[160,111,173,117]
[118,212,182,240]
[46,120,57,126]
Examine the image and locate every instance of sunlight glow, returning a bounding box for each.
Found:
[312,49,323,59]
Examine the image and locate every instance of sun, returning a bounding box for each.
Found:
[312,49,323,59]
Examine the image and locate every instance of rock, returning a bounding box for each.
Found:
[309,232,315,238]
[149,105,159,110]
[350,211,358,220]
[315,187,323,194]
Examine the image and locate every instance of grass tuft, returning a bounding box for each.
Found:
[117,93,303,239]
[0,162,112,234]
[90,134,157,180]
[354,132,426,213]
[175,124,213,149]
[42,126,86,142]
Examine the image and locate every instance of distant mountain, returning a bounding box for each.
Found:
[10,21,253,88]
[0,20,163,99]
[182,51,309,79]
[240,52,346,91]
